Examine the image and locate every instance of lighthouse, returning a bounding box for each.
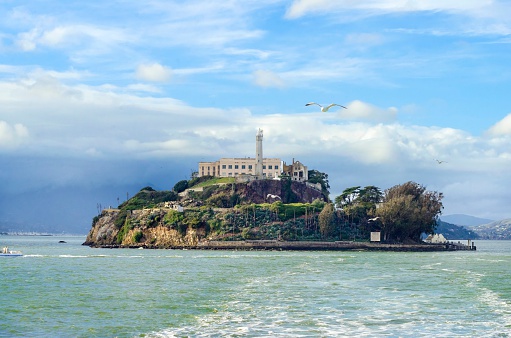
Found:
[255,128,263,179]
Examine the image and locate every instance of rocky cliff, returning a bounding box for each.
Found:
[224,179,324,204]
[84,179,328,248]
[83,208,206,248]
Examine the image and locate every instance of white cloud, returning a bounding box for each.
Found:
[224,47,272,60]
[40,26,72,46]
[15,23,130,57]
[486,113,511,136]
[16,29,39,51]
[345,33,386,50]
[280,58,377,85]
[0,121,29,149]
[134,1,268,47]
[127,83,163,93]
[252,70,285,88]
[136,63,173,83]
[84,147,104,158]
[339,100,397,122]
[2,73,507,171]
[286,0,493,19]
[285,0,511,38]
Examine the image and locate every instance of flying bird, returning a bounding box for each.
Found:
[305,102,347,112]
[435,159,447,164]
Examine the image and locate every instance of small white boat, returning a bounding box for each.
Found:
[1,246,23,257]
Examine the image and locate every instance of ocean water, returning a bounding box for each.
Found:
[1,236,510,338]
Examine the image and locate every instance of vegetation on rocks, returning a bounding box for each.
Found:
[85,172,452,247]
[119,187,178,210]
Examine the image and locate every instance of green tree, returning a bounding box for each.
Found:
[308,170,330,199]
[375,181,443,243]
[335,186,361,209]
[335,185,382,214]
[319,203,336,239]
[334,186,384,240]
[359,186,383,204]
[173,180,189,193]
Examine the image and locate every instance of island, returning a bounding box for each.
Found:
[83,177,475,252]
[84,129,475,251]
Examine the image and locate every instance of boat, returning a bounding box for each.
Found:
[1,246,23,257]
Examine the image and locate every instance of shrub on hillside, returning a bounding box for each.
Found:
[173,180,189,193]
[133,231,143,243]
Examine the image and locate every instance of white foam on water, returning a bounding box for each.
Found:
[421,262,442,269]
[477,288,511,332]
[58,254,89,258]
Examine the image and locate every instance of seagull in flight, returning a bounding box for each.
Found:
[435,159,447,164]
[305,102,347,112]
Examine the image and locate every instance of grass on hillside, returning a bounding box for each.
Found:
[190,177,235,188]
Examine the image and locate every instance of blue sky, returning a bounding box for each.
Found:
[2,1,511,233]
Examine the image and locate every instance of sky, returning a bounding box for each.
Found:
[2,0,511,233]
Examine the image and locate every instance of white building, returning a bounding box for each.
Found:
[282,159,308,182]
[198,157,282,178]
[198,129,308,181]
[424,233,447,244]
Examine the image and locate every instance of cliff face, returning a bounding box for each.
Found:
[242,179,324,204]
[85,210,119,246]
[84,179,327,248]
[84,208,206,248]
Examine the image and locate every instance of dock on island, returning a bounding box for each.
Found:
[100,240,477,252]
[176,240,476,251]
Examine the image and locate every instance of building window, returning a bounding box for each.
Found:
[248,165,253,169]
[222,165,226,169]
[235,165,239,169]
[228,165,232,169]
[263,165,266,169]
[268,165,273,169]
[242,165,246,169]
[275,165,279,170]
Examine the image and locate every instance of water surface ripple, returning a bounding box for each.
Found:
[1,236,510,337]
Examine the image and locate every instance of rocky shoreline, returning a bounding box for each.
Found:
[86,240,476,251]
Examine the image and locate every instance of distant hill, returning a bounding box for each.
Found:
[440,214,494,227]
[472,219,511,240]
[435,220,479,240]
[0,220,72,235]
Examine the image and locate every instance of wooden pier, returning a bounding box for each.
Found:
[445,240,477,251]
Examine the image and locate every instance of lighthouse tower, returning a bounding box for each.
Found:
[255,128,263,179]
